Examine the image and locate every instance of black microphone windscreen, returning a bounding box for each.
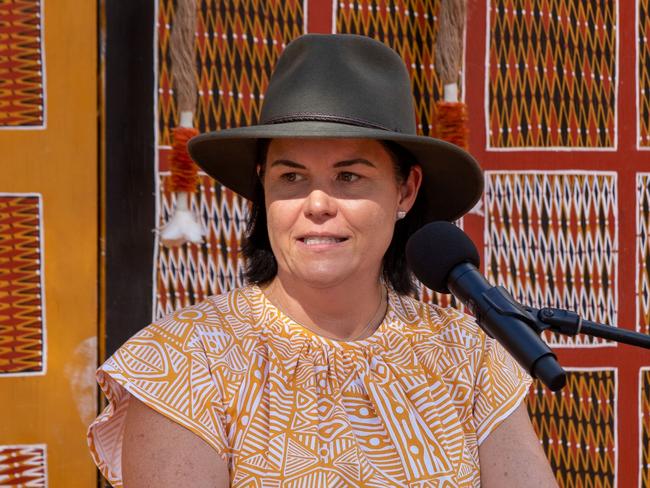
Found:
[406,221,481,293]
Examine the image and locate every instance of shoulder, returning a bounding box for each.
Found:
[388,294,493,410]
[391,292,485,352]
[107,286,259,373]
[146,286,257,343]
[101,286,260,406]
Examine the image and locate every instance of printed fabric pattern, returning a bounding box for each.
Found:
[87,285,532,487]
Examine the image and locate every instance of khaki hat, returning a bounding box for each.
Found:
[188,33,482,222]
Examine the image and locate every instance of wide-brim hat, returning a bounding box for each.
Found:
[188,34,483,222]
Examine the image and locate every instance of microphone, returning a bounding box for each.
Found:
[406,221,566,391]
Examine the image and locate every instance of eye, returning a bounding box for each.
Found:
[338,172,360,183]
[280,172,303,183]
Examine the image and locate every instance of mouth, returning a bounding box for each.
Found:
[298,236,348,246]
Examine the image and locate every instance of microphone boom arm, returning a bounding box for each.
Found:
[529,307,650,349]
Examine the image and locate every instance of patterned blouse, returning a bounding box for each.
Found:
[88,285,532,487]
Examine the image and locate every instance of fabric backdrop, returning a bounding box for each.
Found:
[150,0,650,486]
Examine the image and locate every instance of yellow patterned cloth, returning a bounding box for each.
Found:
[88,285,532,487]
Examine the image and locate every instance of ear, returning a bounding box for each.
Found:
[398,165,423,212]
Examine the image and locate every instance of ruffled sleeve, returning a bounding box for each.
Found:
[87,301,230,487]
[472,332,533,445]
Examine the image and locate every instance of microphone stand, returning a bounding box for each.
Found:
[526,306,650,349]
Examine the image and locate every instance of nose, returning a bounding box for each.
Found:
[303,188,337,221]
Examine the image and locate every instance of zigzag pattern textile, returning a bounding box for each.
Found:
[158,0,303,145]
[488,0,616,148]
[527,371,616,487]
[637,174,650,335]
[0,195,44,374]
[484,172,618,347]
[156,174,248,317]
[0,444,47,486]
[0,0,44,127]
[642,370,650,488]
[155,0,303,317]
[336,0,452,139]
[641,0,650,147]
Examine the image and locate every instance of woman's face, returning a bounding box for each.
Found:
[262,138,421,290]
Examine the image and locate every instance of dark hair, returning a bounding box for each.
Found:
[242,139,427,295]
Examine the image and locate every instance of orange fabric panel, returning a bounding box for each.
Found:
[0,0,98,485]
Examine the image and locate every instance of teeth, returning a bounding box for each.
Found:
[303,237,343,245]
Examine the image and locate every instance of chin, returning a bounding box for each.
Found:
[294,264,355,289]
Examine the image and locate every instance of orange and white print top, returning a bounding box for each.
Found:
[88,285,532,487]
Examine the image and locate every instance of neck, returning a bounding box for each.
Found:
[262,272,386,341]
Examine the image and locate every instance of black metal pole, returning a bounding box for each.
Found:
[535,307,650,349]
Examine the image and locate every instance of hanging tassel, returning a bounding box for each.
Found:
[160,0,203,247]
[160,125,203,246]
[435,0,466,92]
[433,0,479,214]
[434,0,468,138]
[435,100,468,149]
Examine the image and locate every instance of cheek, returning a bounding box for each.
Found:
[344,200,396,239]
[265,201,298,244]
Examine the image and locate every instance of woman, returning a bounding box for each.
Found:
[88,34,557,487]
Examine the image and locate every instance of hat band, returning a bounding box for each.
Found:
[264,113,396,132]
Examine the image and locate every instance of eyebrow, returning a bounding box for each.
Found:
[334,158,376,168]
[269,159,306,169]
[268,158,377,169]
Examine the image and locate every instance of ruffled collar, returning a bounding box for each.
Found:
[248,284,411,353]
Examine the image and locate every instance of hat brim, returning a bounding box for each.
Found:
[187,121,483,223]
